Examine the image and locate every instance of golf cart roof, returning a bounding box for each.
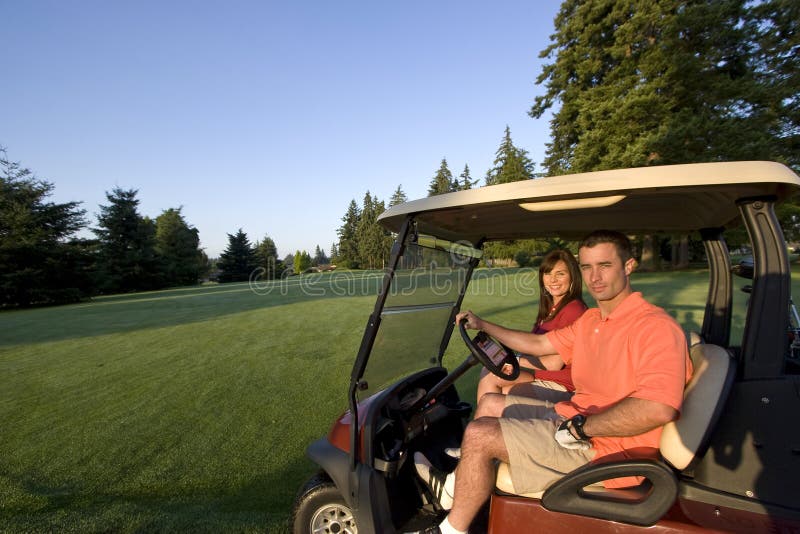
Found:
[378,161,800,244]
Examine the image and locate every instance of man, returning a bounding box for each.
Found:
[416,230,692,534]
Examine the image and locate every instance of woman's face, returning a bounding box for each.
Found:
[542,259,571,301]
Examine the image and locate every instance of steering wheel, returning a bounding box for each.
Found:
[458,318,520,380]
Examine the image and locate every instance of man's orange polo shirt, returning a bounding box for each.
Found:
[546,292,692,466]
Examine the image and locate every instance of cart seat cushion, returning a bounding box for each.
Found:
[660,343,732,470]
[495,461,544,498]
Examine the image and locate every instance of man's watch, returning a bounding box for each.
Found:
[570,414,591,440]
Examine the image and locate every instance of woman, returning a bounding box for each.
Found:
[475,248,587,403]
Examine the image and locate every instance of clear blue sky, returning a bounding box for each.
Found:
[2,0,561,258]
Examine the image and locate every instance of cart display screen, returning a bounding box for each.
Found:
[477,336,506,366]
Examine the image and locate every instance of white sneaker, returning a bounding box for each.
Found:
[414,452,456,510]
[444,447,461,459]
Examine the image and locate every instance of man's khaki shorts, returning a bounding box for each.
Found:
[499,395,596,494]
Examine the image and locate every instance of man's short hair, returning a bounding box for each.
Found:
[579,230,633,263]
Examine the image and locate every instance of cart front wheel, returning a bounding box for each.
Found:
[292,472,357,534]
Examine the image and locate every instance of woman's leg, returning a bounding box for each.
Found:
[476,367,535,403]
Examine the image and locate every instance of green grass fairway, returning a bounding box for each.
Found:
[1,268,797,532]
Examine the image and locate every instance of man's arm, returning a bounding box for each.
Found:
[583,397,678,438]
[455,310,557,356]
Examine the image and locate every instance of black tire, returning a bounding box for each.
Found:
[291,472,357,534]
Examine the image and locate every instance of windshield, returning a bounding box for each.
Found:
[357,234,481,399]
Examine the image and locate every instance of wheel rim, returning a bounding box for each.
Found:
[310,503,357,534]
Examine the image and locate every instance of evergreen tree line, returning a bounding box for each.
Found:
[1,144,333,306]
[333,191,396,270]
[0,146,337,305]
[0,148,209,307]
[332,125,542,268]
[215,228,330,283]
[426,125,536,197]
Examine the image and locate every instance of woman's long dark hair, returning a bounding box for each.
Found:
[537,249,584,324]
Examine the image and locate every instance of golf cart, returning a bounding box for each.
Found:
[292,161,800,533]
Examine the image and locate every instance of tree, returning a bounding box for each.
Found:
[751,0,799,170]
[530,0,798,264]
[0,149,94,307]
[254,234,282,279]
[356,192,391,269]
[337,192,399,270]
[217,229,258,283]
[336,199,361,269]
[531,0,788,172]
[154,207,203,286]
[282,253,295,272]
[312,245,329,266]
[94,188,161,293]
[482,128,537,261]
[456,164,478,191]
[389,184,408,206]
[356,192,377,268]
[751,0,800,237]
[197,249,211,281]
[294,250,312,273]
[428,158,457,196]
[485,126,535,185]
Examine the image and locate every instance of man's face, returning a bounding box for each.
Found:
[578,242,635,303]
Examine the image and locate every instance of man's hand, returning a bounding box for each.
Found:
[455,310,483,331]
[555,419,591,450]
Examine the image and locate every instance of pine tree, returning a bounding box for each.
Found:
[254,234,282,279]
[329,242,339,263]
[217,229,258,283]
[389,184,408,206]
[457,164,478,190]
[336,199,361,269]
[428,158,456,196]
[356,192,379,269]
[485,126,535,185]
[312,245,329,266]
[154,207,203,286]
[0,149,94,307]
[483,128,537,263]
[94,188,161,293]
